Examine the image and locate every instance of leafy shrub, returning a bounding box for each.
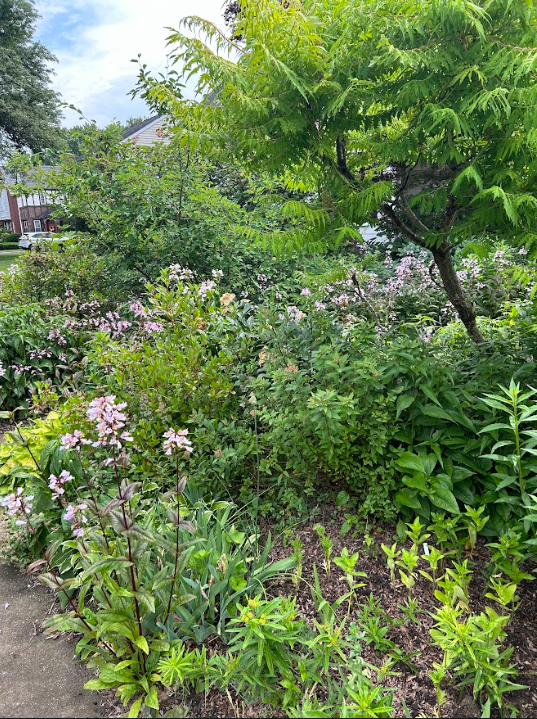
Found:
[0,240,137,306]
[0,229,20,243]
[0,303,87,412]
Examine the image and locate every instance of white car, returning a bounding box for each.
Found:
[18,232,67,250]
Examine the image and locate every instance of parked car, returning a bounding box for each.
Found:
[18,232,68,250]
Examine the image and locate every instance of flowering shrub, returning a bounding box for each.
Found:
[0,392,293,716]
[87,268,239,450]
[0,304,88,412]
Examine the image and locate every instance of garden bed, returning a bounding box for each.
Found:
[153,511,537,719]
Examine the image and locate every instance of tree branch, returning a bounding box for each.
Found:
[382,202,426,247]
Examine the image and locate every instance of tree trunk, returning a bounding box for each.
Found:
[432,240,484,344]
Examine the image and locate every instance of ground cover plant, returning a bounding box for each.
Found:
[1,1,537,717]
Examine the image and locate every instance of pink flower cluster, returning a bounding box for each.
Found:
[48,470,74,500]
[169,264,194,283]
[143,321,164,334]
[198,280,216,297]
[286,306,306,323]
[98,312,132,339]
[63,503,88,537]
[10,364,36,376]
[61,429,88,450]
[87,395,133,450]
[29,348,52,360]
[61,429,89,450]
[47,328,67,345]
[129,300,153,318]
[0,488,33,527]
[163,428,193,456]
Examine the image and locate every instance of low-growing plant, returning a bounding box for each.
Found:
[313,523,333,576]
[430,604,525,713]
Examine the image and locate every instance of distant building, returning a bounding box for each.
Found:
[0,167,60,234]
[122,116,170,147]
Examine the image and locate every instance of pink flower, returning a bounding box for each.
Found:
[1,488,33,525]
[63,503,88,537]
[198,280,216,297]
[163,428,193,456]
[286,306,306,323]
[129,300,152,318]
[61,430,88,450]
[300,288,311,296]
[48,470,74,500]
[143,321,164,334]
[87,396,133,450]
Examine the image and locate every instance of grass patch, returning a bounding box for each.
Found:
[0,251,20,274]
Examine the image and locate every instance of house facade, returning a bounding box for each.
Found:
[0,167,59,235]
[122,116,170,147]
[0,187,21,233]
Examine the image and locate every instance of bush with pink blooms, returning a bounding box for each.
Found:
[0,387,292,715]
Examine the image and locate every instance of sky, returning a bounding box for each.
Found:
[34,0,227,127]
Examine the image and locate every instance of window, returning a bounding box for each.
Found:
[22,220,29,231]
[34,220,42,231]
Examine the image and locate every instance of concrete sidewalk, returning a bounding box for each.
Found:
[0,562,104,718]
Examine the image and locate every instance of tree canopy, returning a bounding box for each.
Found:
[135,0,537,343]
[0,0,61,157]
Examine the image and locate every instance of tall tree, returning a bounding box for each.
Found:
[136,0,537,343]
[0,0,61,157]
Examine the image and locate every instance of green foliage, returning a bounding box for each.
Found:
[8,127,305,299]
[430,605,525,711]
[0,303,86,412]
[0,240,135,306]
[1,402,293,714]
[0,0,61,157]
[135,0,537,341]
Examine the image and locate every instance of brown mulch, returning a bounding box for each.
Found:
[172,508,537,718]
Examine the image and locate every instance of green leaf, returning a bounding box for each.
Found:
[84,679,114,691]
[429,486,459,514]
[395,452,424,474]
[134,636,149,654]
[403,474,428,491]
[395,488,422,510]
[128,698,143,718]
[396,394,415,418]
[145,686,159,711]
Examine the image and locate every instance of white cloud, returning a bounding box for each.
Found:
[35,0,227,126]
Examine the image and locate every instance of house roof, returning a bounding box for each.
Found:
[122,115,161,140]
